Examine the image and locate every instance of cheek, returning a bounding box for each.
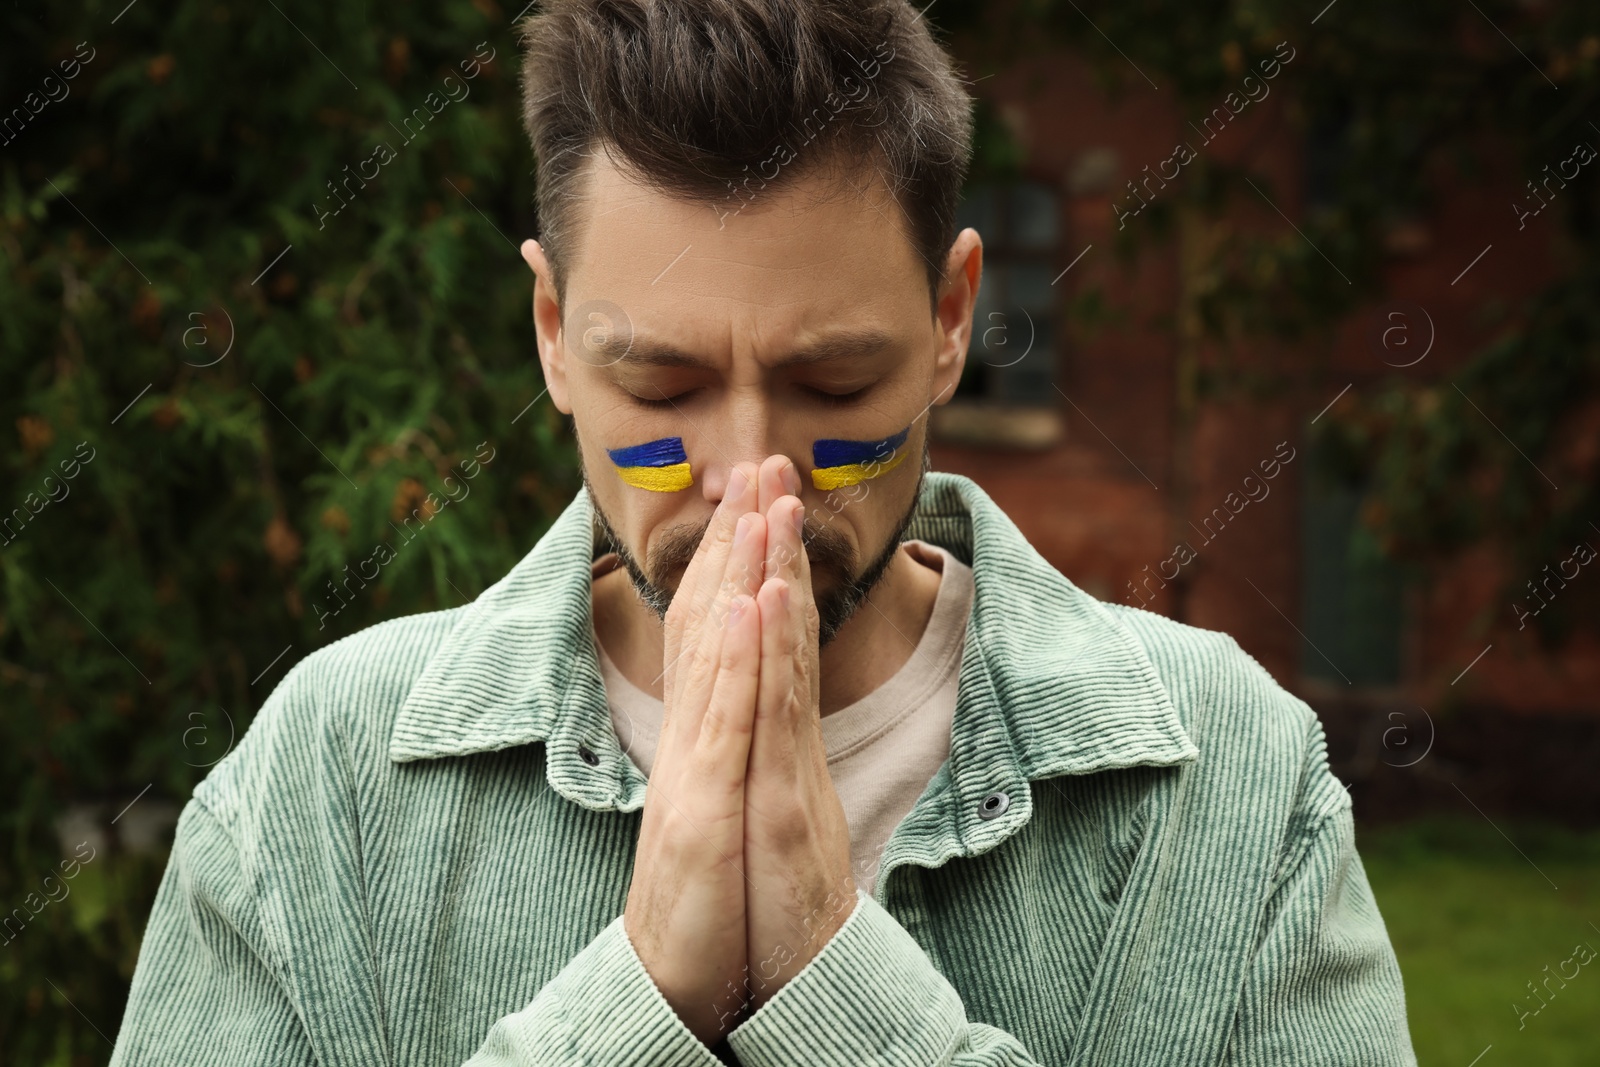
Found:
[605,435,695,493]
[809,422,912,491]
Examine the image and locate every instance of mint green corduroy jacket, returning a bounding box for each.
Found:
[109,471,1416,1067]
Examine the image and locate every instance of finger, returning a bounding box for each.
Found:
[696,589,762,802]
[668,509,768,752]
[763,472,805,579]
[666,460,756,664]
[762,497,796,610]
[761,494,819,746]
[790,499,821,718]
[752,576,797,782]
[756,454,801,521]
[663,461,759,709]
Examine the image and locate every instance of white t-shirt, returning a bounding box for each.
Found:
[591,539,975,897]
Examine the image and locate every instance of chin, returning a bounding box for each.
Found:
[808,562,847,590]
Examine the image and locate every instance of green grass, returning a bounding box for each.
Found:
[1358,818,1600,1066]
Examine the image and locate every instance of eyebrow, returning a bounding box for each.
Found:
[608,329,901,371]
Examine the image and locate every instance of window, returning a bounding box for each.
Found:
[1299,429,1406,687]
[951,179,1061,406]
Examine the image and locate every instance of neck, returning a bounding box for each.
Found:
[592,543,944,716]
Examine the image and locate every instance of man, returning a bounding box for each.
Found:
[110,1,1417,1064]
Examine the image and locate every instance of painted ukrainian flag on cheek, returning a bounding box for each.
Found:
[810,424,911,491]
[608,437,694,493]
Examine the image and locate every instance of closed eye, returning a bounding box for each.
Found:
[627,389,697,409]
[626,385,871,408]
[808,385,871,407]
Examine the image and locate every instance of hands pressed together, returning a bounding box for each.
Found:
[622,455,859,1046]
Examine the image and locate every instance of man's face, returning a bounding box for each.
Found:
[527,153,977,646]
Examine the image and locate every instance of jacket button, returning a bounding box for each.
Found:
[577,744,600,767]
[978,790,1010,820]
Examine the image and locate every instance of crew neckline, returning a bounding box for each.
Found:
[591,539,974,766]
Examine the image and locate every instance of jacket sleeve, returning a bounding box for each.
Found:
[109,799,318,1067]
[115,793,725,1067]
[723,889,1043,1066]
[462,917,729,1067]
[1224,802,1418,1066]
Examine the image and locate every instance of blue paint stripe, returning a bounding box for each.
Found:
[812,425,910,469]
[607,437,687,468]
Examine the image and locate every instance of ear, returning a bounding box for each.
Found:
[522,239,573,415]
[931,227,981,409]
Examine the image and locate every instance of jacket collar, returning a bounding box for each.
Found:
[390,471,1197,819]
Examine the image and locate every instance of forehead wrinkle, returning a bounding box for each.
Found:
[609,323,903,375]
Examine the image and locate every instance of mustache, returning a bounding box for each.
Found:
[648,513,854,576]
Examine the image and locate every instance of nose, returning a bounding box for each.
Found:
[703,455,804,506]
[701,458,748,507]
[699,413,803,507]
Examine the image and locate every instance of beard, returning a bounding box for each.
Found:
[581,434,929,649]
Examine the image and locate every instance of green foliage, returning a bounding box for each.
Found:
[4,0,1599,1061]
[1355,275,1600,644]
[1,1,571,1059]
[942,0,1600,648]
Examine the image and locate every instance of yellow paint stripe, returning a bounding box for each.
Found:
[615,462,693,492]
[810,446,907,490]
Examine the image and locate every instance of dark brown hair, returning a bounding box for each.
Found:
[515,0,974,313]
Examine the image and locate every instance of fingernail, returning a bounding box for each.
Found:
[784,460,801,496]
[729,467,748,497]
[791,507,804,535]
[777,583,790,609]
[734,515,750,546]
